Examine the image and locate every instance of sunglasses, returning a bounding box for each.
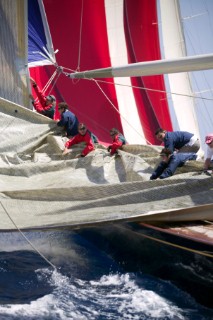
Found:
[110,132,115,136]
[79,127,86,131]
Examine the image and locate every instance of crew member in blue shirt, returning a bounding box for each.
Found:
[155,128,200,154]
[150,148,197,180]
[57,102,79,137]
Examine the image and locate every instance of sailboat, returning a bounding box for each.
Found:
[0,0,212,257]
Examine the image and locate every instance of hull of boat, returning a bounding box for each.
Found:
[76,220,213,307]
[133,221,213,257]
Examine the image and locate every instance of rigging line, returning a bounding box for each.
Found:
[48,68,63,95]
[117,225,213,259]
[61,66,76,73]
[95,79,213,102]
[33,69,59,104]
[42,69,58,94]
[47,75,109,135]
[33,70,58,104]
[0,201,56,270]
[68,102,110,135]
[61,65,213,101]
[77,0,84,71]
[204,220,213,225]
[63,69,151,137]
[62,68,83,85]
[92,79,153,146]
[43,70,56,91]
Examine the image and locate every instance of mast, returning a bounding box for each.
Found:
[0,0,30,107]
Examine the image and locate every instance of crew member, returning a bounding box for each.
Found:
[155,128,200,154]
[150,148,197,180]
[30,78,55,119]
[62,123,96,157]
[107,128,127,156]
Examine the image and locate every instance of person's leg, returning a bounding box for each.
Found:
[179,140,200,153]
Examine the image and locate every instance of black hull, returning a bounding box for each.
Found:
[76,221,213,308]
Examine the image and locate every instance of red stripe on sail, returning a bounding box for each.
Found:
[40,0,123,144]
[124,0,173,144]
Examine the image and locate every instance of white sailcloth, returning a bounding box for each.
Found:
[159,0,201,144]
[104,0,145,144]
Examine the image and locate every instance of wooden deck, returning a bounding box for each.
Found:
[138,220,213,248]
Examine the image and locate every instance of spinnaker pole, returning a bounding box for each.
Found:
[66,53,213,79]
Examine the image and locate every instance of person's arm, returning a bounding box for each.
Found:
[29,80,44,113]
[164,138,174,153]
[57,113,65,127]
[32,98,43,113]
[159,155,180,179]
[81,133,95,156]
[204,146,212,170]
[62,147,70,156]
[150,161,167,180]
[110,135,123,155]
[65,135,79,149]
[63,136,79,156]
[33,84,47,106]
[67,113,76,131]
[204,158,211,170]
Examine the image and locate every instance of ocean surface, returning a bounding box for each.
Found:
[0,225,212,320]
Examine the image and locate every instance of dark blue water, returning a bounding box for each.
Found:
[0,227,212,319]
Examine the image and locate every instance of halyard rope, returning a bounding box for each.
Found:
[76,0,84,71]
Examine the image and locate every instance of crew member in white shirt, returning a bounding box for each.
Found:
[204,133,213,172]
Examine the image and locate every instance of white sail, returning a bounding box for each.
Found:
[104,0,145,144]
[159,0,201,143]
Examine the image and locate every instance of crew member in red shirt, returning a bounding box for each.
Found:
[30,78,55,119]
[62,123,96,157]
[108,128,127,156]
